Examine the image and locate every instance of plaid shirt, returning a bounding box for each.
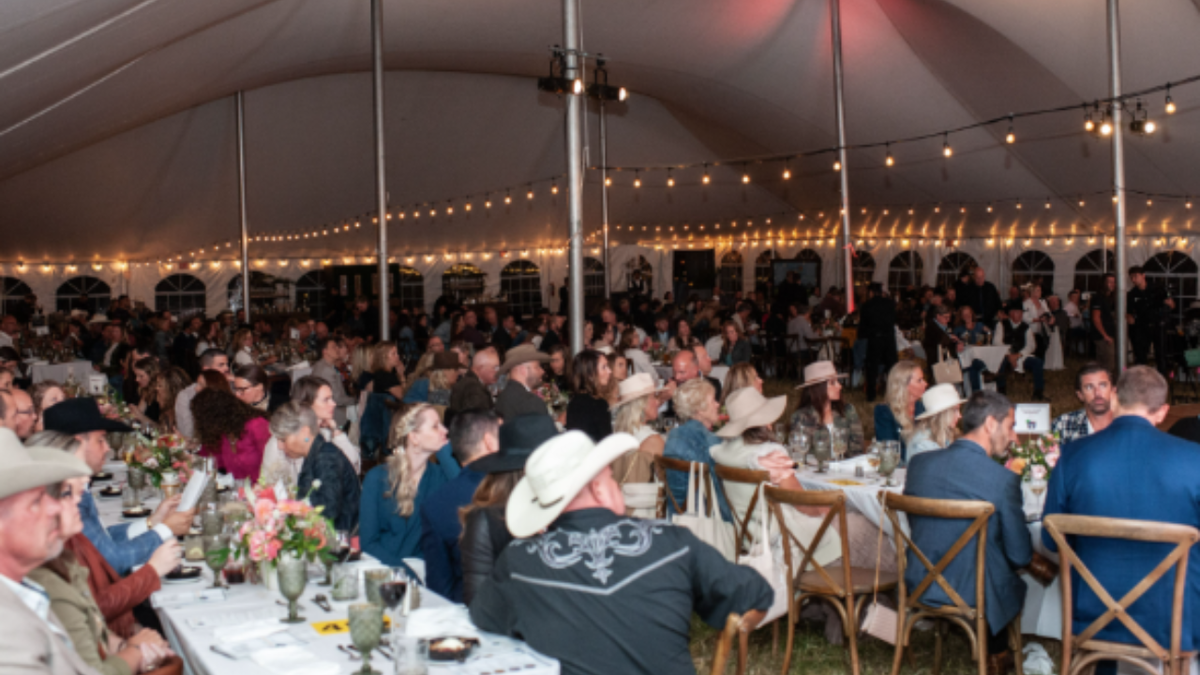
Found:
[1051,409,1092,446]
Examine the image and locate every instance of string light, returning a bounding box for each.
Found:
[633,171,642,188]
[942,133,953,158]
[885,144,894,167]
[833,160,842,172]
[666,170,675,187]
[702,164,710,185]
[782,162,791,180]
[1005,115,1016,144]
[504,190,512,205]
[551,182,558,195]
[1165,85,1177,114]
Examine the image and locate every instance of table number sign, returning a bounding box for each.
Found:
[1013,403,1051,434]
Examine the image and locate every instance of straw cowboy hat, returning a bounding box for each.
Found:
[470,414,559,474]
[716,388,787,439]
[914,383,967,421]
[795,360,847,389]
[498,344,550,376]
[506,430,639,538]
[0,429,92,501]
[610,373,662,410]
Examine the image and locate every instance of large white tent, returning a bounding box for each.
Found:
[2,0,1199,315]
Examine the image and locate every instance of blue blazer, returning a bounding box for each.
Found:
[79,492,164,576]
[1042,415,1200,650]
[904,439,1032,634]
[874,401,925,462]
[419,466,485,603]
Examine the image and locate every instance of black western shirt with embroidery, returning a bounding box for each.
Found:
[469,508,773,675]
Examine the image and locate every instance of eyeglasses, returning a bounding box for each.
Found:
[16,407,34,417]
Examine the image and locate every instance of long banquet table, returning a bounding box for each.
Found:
[93,463,559,675]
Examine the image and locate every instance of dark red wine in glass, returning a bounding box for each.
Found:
[378,580,407,611]
[335,547,353,564]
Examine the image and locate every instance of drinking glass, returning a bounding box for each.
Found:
[1029,478,1048,516]
[878,444,901,487]
[200,504,223,536]
[319,531,350,587]
[830,426,848,462]
[126,468,146,507]
[866,442,883,476]
[378,568,409,636]
[392,635,428,675]
[277,553,308,624]
[364,569,391,607]
[812,429,832,473]
[348,604,384,675]
[331,563,359,601]
[121,484,139,509]
[202,533,228,589]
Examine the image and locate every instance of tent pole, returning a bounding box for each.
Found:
[371,0,390,341]
[564,0,586,355]
[1108,0,1127,371]
[600,96,611,300]
[236,92,251,324]
[829,0,854,312]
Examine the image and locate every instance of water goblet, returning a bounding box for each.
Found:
[331,563,360,601]
[277,553,308,624]
[348,604,384,675]
[202,533,228,589]
[364,569,391,607]
[830,426,848,462]
[393,635,428,675]
[811,429,832,473]
[878,445,901,487]
[126,467,147,507]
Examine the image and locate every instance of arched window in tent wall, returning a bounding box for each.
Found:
[936,252,978,293]
[56,276,111,315]
[1072,249,1115,297]
[583,257,605,299]
[442,263,486,305]
[851,251,875,293]
[1011,251,1055,297]
[154,274,206,317]
[295,271,330,319]
[500,260,543,319]
[754,249,775,301]
[718,251,743,296]
[1144,251,1198,323]
[887,251,923,298]
[794,249,822,291]
[0,277,32,316]
[396,266,425,313]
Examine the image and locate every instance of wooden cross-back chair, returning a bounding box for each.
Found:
[766,486,897,675]
[1042,514,1200,675]
[878,492,1023,675]
[709,612,748,675]
[712,464,770,560]
[652,455,714,519]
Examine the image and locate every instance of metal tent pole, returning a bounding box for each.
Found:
[236,92,252,323]
[1108,0,1127,371]
[371,0,390,341]
[564,0,586,355]
[600,97,611,300]
[830,0,854,312]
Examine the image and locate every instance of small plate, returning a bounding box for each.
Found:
[92,472,113,482]
[164,566,203,583]
[98,486,123,498]
[427,637,480,662]
[122,507,151,519]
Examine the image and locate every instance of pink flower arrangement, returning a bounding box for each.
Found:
[129,431,194,488]
[220,487,336,567]
[1003,431,1061,482]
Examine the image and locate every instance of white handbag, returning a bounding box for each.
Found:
[738,484,789,623]
[670,462,737,561]
[932,345,964,385]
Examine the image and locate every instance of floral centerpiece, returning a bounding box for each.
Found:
[216,481,336,568]
[536,380,571,415]
[648,342,671,364]
[128,431,195,488]
[1003,431,1061,482]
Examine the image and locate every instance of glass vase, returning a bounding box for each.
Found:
[277,553,307,624]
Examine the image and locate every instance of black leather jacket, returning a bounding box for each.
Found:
[460,506,512,606]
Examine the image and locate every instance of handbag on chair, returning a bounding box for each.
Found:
[737,484,789,623]
[670,462,737,561]
[932,345,964,385]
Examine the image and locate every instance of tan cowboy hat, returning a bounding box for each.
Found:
[795,360,848,389]
[716,388,788,438]
[499,344,551,375]
[610,372,662,410]
[506,430,639,538]
[914,383,967,421]
[0,429,92,501]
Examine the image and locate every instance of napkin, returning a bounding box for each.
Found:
[250,646,340,675]
[404,605,481,639]
[1021,642,1054,675]
[829,455,872,472]
[213,618,289,643]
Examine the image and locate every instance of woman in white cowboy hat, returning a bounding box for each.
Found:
[610,373,667,486]
[790,361,864,457]
[905,383,966,461]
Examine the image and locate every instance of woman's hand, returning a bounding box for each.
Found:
[147,540,183,577]
[758,451,797,485]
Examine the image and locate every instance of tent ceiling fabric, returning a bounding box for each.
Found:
[2,0,1199,261]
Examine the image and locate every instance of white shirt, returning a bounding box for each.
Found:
[992,320,1036,359]
[1065,301,1083,329]
[786,315,821,351]
[0,332,12,349]
[174,383,199,439]
[260,427,361,487]
[234,347,256,367]
[0,575,68,641]
[102,341,120,368]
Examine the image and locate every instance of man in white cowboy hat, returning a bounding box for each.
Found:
[493,345,553,421]
[0,428,100,674]
[470,430,772,675]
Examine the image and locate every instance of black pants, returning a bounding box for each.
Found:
[986,622,1010,655]
[1132,325,1172,376]
[864,340,896,402]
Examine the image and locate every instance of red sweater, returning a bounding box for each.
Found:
[201,417,269,483]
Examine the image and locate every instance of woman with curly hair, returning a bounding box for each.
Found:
[359,403,458,565]
[192,386,270,482]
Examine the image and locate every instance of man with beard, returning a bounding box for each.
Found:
[1052,363,1114,446]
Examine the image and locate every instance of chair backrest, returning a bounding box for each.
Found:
[713,464,770,558]
[1042,514,1200,666]
[764,486,853,598]
[879,492,994,619]
[652,455,713,517]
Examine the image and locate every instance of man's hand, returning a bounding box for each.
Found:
[148,496,182,528]
[161,508,196,537]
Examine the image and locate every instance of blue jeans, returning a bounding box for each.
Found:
[966,359,986,392]
[997,355,1044,392]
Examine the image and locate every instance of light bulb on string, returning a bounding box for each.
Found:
[604,176,612,187]
[504,190,512,205]
[1005,115,1016,144]
[1166,85,1176,114]
[782,161,791,180]
[527,186,534,200]
[1083,106,1095,132]
[885,143,894,167]
[633,171,642,188]
[833,159,841,172]
[942,133,953,157]
[742,167,750,184]
[667,170,675,187]
[551,182,559,195]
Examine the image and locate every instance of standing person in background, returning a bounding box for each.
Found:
[1127,266,1175,375]
[964,266,1003,327]
[1092,273,1118,373]
[859,283,898,403]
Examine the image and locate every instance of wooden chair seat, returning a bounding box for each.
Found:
[799,566,898,595]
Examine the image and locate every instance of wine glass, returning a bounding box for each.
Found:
[878,444,901,487]
[348,603,384,675]
[812,429,832,473]
[127,467,146,508]
[202,533,228,589]
[1029,478,1048,516]
[378,568,410,636]
[320,531,351,587]
[830,427,848,463]
[866,442,883,477]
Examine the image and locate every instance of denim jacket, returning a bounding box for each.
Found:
[663,419,732,521]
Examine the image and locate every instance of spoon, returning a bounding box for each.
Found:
[312,594,332,612]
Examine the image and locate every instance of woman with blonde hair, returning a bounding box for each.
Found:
[905,383,965,461]
[873,360,928,461]
[359,403,458,565]
[720,362,762,404]
[368,341,407,400]
[30,380,66,433]
[610,374,667,485]
[350,343,374,391]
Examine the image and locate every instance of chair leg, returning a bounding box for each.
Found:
[890,613,907,675]
[1008,621,1024,675]
[933,620,944,675]
[781,602,796,675]
[977,618,988,675]
[844,596,861,675]
[737,630,749,675]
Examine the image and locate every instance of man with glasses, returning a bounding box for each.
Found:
[0,428,96,674]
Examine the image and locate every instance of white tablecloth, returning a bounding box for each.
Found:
[31,359,96,384]
[794,467,1062,639]
[93,464,559,675]
[959,345,1010,374]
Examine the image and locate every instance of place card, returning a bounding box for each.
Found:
[151,588,227,609]
[1013,404,1051,434]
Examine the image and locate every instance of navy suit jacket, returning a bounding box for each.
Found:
[1042,415,1200,650]
[904,439,1032,633]
[419,465,485,603]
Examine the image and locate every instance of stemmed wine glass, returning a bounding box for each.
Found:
[348,603,384,675]
[1029,478,1048,517]
[202,533,228,589]
[127,467,146,509]
[378,568,410,637]
[320,531,351,587]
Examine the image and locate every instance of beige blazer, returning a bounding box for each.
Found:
[0,577,101,675]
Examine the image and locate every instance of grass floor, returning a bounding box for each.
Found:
[689,357,1095,674]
